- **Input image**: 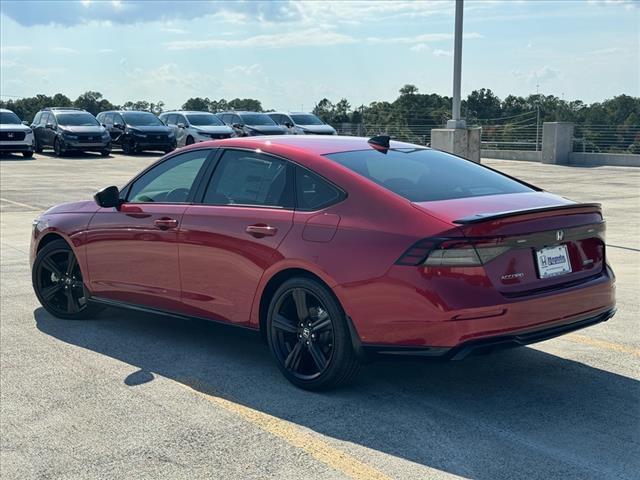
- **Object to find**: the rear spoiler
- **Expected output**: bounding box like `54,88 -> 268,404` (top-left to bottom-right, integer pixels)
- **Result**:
453,203 -> 602,225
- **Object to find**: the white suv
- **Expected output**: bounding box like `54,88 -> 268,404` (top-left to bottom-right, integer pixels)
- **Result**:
0,108 -> 35,157
267,112 -> 337,135
159,111 -> 235,147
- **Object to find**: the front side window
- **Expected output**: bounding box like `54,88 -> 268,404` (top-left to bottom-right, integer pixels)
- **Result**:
56,113 -> 99,127
203,150 -> 293,208
123,112 -> 163,127
296,167 -> 343,211
33,112 -> 42,125
113,113 -> 124,125
326,149 -> 535,202
164,114 -> 176,126
127,149 -> 210,203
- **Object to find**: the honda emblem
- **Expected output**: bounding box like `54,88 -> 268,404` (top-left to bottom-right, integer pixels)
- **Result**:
556,230 -> 564,242
7,132 -> 13,138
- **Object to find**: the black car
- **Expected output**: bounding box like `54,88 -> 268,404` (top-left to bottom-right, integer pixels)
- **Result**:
97,111 -> 176,154
31,108 -> 111,157
216,111 -> 287,137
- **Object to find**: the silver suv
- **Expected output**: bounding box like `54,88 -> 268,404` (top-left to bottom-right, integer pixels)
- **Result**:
267,112 -> 336,135
159,111 -> 235,147
0,108 -> 35,157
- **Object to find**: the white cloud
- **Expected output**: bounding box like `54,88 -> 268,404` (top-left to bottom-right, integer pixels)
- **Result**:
367,32 -> 483,45
433,49 -> 453,57
160,26 -> 188,34
166,28 -> 355,50
51,46 -> 77,54
511,66 -> 562,84
410,43 -> 431,52
0,45 -> 32,53
224,64 -> 263,75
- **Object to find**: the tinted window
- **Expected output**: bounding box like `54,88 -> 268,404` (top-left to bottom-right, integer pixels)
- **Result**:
33,112 -> 42,125
291,114 -> 323,125
164,114 -> 176,126
203,150 -> 293,208
113,113 -> 124,125
187,114 -> 224,126
296,167 -> 343,210
56,112 -> 99,127
0,111 -> 21,124
128,150 -> 210,203
102,113 -> 113,124
123,112 -> 163,126
238,114 -> 276,126
326,149 -> 534,202
269,114 -> 285,125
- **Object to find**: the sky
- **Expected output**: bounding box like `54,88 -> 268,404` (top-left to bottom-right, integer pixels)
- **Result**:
0,0 -> 638,111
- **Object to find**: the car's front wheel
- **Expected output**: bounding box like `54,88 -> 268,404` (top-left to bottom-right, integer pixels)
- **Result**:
32,239 -> 102,320
267,277 -> 361,390
53,138 -> 66,157
23,151 -> 34,158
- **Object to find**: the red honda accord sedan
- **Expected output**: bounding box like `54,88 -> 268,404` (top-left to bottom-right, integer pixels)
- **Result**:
31,135 -> 616,390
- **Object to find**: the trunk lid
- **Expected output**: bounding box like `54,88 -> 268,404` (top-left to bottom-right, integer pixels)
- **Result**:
412,192 -> 606,296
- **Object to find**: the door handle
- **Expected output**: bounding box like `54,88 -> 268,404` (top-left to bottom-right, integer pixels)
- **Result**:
154,217 -> 178,230
245,224 -> 278,238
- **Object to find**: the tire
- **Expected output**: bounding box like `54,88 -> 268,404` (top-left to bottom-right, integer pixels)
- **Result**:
266,277 -> 361,390
53,137 -> 65,157
23,151 -> 34,158
32,239 -> 103,320
185,136 -> 194,146
122,139 -> 135,155
164,145 -> 176,154
100,149 -> 110,157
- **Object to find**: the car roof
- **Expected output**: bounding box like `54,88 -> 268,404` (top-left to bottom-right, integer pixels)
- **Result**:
160,111 -> 215,115
181,135 -> 423,156
100,110 -> 155,114
0,108 -> 13,113
217,111 -> 266,115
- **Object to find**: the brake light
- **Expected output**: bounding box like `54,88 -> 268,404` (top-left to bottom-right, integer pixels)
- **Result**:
396,238 -> 510,267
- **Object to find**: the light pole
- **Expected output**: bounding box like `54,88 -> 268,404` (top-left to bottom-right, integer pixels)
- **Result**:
447,0 -> 466,129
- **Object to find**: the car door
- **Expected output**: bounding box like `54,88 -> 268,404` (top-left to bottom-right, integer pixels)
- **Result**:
179,148 -> 295,325
175,114 -> 189,146
110,113 -> 125,145
85,148 -> 214,311
42,113 -> 56,146
31,112 -> 44,147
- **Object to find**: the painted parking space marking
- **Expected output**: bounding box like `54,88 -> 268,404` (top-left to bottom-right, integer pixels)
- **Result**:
565,334 -> 640,357
0,197 -> 41,211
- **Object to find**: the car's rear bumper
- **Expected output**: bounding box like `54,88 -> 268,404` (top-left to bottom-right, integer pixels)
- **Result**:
363,307 -> 616,360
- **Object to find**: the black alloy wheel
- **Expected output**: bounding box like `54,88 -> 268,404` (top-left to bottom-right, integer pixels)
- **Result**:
122,139 -> 136,155
53,137 -> 65,157
267,277 -> 361,390
186,136 -> 195,145
32,239 -> 102,320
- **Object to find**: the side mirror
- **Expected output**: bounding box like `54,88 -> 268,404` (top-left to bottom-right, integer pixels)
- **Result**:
94,186 -> 122,209
45,123 -> 55,130
113,123 -> 124,130
101,123 -> 107,128
232,123 -> 244,129
22,120 -> 29,126
177,123 -> 185,129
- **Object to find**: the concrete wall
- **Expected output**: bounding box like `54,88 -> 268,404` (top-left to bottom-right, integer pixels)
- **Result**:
481,149 -> 542,162
569,152 -> 640,167
431,127 -> 481,163
542,122 -> 574,165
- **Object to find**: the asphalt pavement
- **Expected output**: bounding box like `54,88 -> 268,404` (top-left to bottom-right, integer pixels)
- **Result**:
1,150 -> 638,479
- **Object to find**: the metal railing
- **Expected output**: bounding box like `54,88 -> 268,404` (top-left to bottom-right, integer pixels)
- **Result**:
572,125 -> 640,154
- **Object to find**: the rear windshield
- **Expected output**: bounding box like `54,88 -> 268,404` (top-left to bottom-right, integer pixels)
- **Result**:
326,148 -> 535,202
56,113 -> 99,127
239,114 -> 276,126
187,114 -> 224,126
123,112 -> 163,126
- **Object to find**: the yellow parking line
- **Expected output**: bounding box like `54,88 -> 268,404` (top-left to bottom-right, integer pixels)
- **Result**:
565,334 -> 640,357
178,381 -> 400,480
0,197 -> 41,211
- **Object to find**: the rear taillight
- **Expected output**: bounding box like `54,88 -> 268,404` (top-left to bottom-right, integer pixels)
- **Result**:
396,238 -> 510,267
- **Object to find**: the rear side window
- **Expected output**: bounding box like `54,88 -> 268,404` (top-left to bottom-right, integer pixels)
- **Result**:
326,149 -> 534,202
295,167 -> 343,211
203,150 -> 294,208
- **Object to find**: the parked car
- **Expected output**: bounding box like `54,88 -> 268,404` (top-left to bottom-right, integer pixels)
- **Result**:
30,135 -> 616,390
268,112 -> 337,135
31,108 -> 111,157
159,111 -> 234,147
97,110 -> 176,154
216,111 -> 286,136
0,108 -> 35,157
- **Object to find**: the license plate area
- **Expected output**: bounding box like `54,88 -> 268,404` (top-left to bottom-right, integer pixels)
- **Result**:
536,244 -> 572,278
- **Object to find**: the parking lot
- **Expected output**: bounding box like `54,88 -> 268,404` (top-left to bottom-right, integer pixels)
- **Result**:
1,150 -> 639,480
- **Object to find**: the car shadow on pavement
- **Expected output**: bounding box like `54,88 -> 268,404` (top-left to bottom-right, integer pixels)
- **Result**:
34,307 -> 639,479
0,153 -> 35,161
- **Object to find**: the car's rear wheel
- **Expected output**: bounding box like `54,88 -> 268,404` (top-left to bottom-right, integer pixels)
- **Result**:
267,277 -> 361,390
32,239 -> 102,320
23,151 -> 34,158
